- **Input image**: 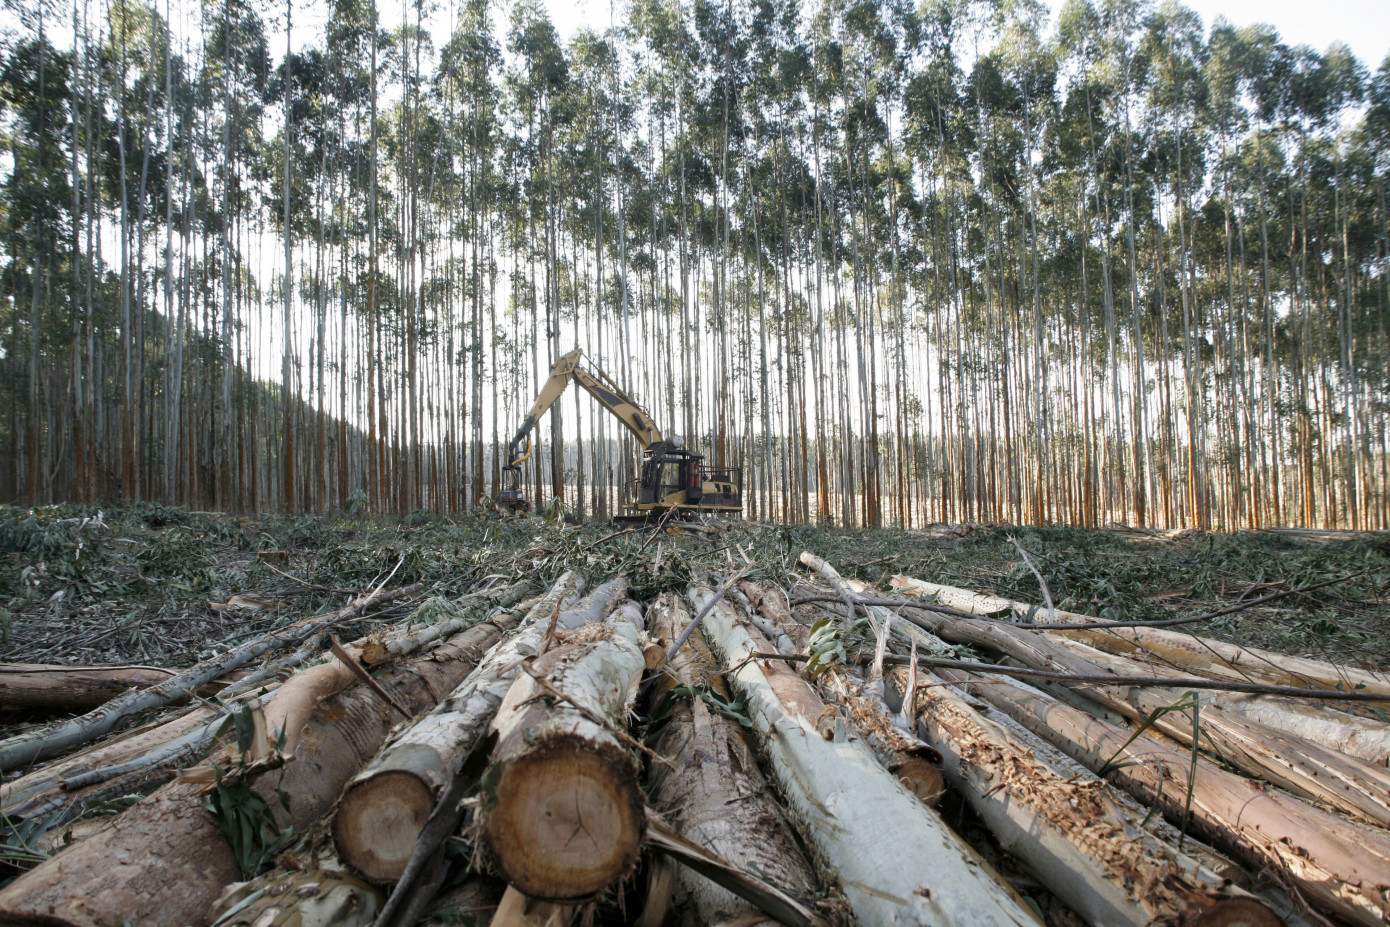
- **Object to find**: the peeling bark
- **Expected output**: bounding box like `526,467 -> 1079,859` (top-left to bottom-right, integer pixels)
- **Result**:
645,593 -> 816,927
953,669 -> 1390,927
694,582 -> 1040,926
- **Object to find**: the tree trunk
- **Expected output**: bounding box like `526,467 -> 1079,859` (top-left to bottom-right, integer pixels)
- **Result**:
0,665 -> 182,714
0,612 -> 516,927
333,572 -> 605,883
903,665 -> 1279,927
478,598 -> 648,902
645,593 -> 817,927
952,668 -> 1390,926
888,575 -> 1390,695
873,574 -> 1390,825
1046,632 -> 1390,766
692,584 -> 1039,926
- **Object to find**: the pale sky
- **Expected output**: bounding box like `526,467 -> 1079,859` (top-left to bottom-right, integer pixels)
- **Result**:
541,0 -> 1390,73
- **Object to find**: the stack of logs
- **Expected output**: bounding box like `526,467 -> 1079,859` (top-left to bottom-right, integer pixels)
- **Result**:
2,548 -> 1389,927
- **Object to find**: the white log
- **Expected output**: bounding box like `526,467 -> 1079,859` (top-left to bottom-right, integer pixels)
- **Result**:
902,664 -> 1280,927
692,583 -> 1039,927
889,574 -> 1390,696
1046,633 -> 1390,766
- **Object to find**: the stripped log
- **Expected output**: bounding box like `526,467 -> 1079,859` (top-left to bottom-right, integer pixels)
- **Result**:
205,869 -> 383,927
0,583 -> 421,771
478,598 -> 648,901
836,571 -> 1390,827
693,581 -> 1039,926
332,572 -> 606,884
0,664 -> 178,713
889,575 -> 1390,696
360,582 -> 530,667
948,669 -> 1390,927
902,665 -> 1281,927
645,593 -> 817,926
0,609 -> 521,927
1045,632 -> 1390,766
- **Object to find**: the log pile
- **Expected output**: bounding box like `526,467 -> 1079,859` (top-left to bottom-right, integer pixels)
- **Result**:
4,537 -> 1389,927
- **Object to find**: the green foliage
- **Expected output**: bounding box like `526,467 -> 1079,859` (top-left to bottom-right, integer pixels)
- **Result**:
200,707 -> 295,880
646,683 -> 753,744
804,614 -> 871,678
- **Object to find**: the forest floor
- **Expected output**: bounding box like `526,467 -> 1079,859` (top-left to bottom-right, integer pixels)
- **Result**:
3,502 -> 1387,675
3,503 -> 1390,925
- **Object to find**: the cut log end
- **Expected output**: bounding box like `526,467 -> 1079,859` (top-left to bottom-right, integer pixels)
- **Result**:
890,753 -> 947,806
1188,897 -> 1286,927
334,770 -> 435,883
484,738 -> 644,902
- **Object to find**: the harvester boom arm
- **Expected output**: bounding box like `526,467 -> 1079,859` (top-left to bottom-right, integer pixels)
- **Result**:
506,349 -> 663,469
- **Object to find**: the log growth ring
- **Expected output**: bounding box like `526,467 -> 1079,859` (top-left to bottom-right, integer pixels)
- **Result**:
333,769 -> 434,883
484,734 -> 644,902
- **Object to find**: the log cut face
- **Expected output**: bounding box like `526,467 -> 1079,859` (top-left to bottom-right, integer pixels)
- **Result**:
332,572 -> 601,883
479,601 -> 648,902
646,594 -> 816,926
902,667 -> 1280,927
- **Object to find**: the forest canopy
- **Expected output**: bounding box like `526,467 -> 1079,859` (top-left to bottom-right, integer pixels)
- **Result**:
0,0 -> 1386,529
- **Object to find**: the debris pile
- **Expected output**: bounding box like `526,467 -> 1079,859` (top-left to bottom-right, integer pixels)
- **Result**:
2,515 -> 1389,927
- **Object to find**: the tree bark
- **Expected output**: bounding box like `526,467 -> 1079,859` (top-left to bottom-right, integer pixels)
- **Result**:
0,610 -> 513,927
903,665 -> 1280,927
478,598 -> 648,902
0,665 -> 180,714
333,572 -> 606,883
951,669 -> 1390,926
645,593 -> 816,927
692,584 -> 1039,926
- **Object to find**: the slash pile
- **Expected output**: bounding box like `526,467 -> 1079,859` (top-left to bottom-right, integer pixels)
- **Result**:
2,517 -> 1389,927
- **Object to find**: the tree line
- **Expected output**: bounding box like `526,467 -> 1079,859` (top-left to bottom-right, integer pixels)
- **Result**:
0,0 -> 1387,528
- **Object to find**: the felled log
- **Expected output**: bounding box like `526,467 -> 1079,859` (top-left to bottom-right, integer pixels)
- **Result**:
1,706 -> 218,817
843,573 -> 1390,827
359,582 -> 530,667
0,664 -> 179,713
332,572 -> 607,884
0,607 -> 521,927
206,868 -> 383,926
1046,632 -> 1390,766
693,582 -> 1038,926
889,574 -> 1390,696
478,597 -> 649,902
949,669 -> 1390,927
903,664 -> 1281,927
0,583 -> 421,770
257,582 -> 530,759
645,593 -> 817,926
